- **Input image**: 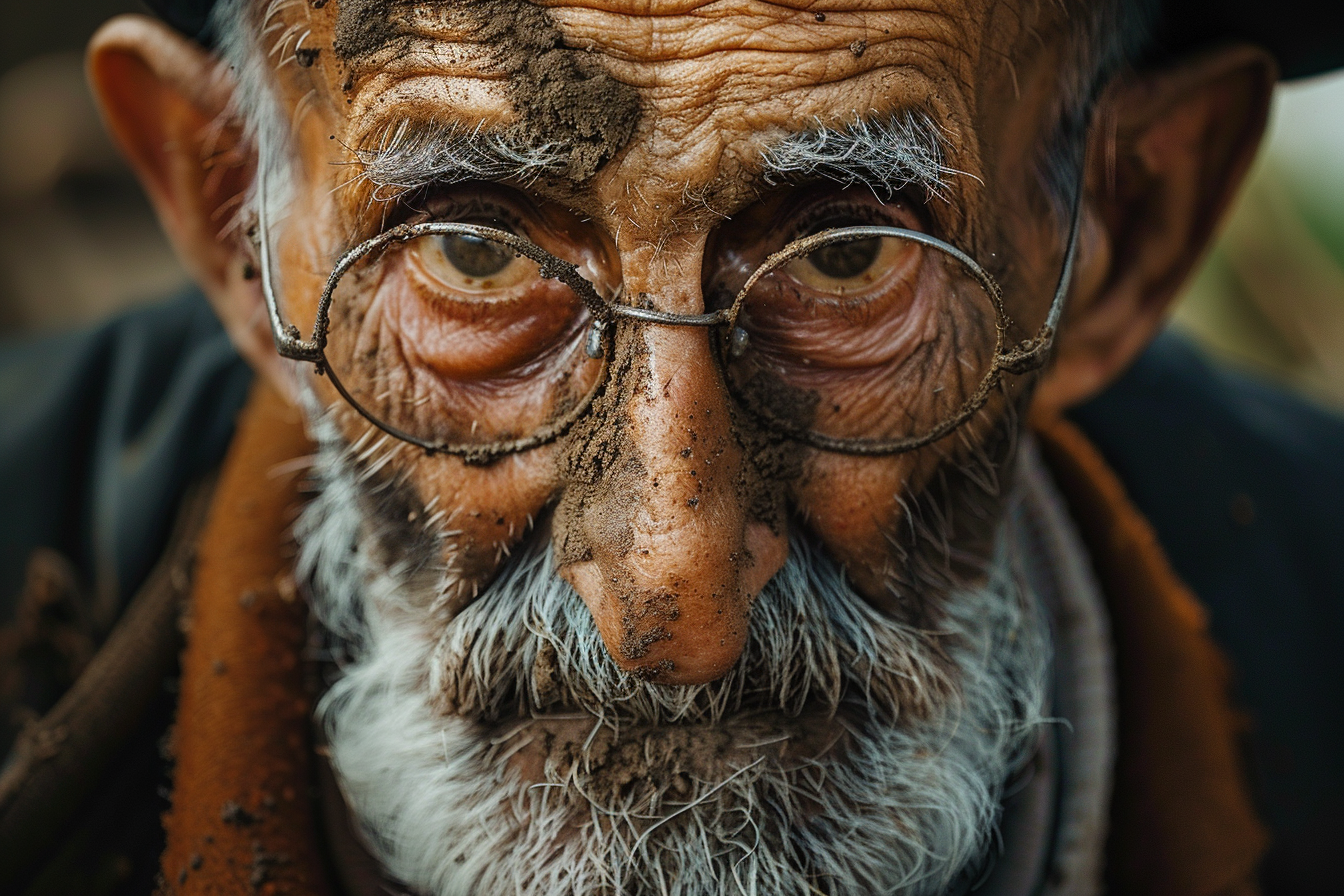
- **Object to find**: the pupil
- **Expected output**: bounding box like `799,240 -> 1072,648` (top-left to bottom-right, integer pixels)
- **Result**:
443,233 -> 513,278
806,237 -> 880,280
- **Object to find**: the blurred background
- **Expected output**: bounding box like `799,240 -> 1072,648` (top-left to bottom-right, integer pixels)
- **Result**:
0,2 -> 1342,413
0,1 -> 187,335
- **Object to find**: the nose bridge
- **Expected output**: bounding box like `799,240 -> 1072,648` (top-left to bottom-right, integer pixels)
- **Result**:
632,324 -> 739,541
554,305 -> 788,684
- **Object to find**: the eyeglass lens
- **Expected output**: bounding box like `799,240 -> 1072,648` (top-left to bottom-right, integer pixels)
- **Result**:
322,230 -> 604,450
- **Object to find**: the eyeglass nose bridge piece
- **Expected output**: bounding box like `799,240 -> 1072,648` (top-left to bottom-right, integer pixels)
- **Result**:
582,305 -> 751,360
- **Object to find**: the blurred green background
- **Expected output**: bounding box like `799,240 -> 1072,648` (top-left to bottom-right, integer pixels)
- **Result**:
0,1 -> 1341,415
1172,73 -> 1344,411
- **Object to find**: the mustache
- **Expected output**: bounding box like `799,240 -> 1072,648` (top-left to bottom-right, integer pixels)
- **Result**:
429,531 -> 960,731
294,393 -> 1026,739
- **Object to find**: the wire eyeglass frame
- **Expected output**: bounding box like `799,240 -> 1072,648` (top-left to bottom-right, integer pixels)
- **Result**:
251,168 -> 1083,464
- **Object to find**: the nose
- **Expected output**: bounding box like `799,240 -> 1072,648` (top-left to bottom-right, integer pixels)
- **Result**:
553,321 -> 788,685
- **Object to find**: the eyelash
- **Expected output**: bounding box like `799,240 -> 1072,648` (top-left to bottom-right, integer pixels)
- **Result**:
401,188 -> 528,235
786,193 -> 926,242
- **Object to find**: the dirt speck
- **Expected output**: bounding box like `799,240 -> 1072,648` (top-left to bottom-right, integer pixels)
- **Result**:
620,623 -> 671,661
617,588 -> 680,660
333,0 -> 412,60
553,330 -> 648,568
249,840 -> 290,889
532,641 -> 562,708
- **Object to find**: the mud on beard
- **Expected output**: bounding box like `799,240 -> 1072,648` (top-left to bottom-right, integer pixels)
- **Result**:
298,433 -> 1049,896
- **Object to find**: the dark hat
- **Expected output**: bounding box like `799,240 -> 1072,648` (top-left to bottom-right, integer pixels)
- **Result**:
1151,1 -> 1344,79
146,0 -> 1341,78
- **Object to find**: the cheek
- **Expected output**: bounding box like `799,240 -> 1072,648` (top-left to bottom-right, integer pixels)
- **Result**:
789,454 -> 916,602
321,394 -> 565,616
412,450 -> 563,610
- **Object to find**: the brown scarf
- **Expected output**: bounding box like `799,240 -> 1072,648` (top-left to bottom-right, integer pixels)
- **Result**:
158,382 -> 329,894
159,385 -> 1266,895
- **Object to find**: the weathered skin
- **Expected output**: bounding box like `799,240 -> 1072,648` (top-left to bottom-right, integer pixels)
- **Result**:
262,0 -> 1075,684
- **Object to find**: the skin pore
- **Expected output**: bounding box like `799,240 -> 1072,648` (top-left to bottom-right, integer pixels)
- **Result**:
249,0 -> 1076,684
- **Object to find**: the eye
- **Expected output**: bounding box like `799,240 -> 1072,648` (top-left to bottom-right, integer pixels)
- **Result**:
801,236 -> 882,281
771,195 -> 926,298
439,232 -> 515,279
785,234 -> 913,297
416,227 -> 534,294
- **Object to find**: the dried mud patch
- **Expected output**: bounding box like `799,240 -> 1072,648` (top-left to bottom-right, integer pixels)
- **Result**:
335,0 -> 641,184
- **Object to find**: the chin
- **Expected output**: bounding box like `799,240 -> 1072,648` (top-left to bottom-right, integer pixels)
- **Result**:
296,428 -> 1049,896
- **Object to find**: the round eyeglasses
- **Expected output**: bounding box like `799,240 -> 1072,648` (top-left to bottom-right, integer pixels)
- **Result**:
254,183 -> 1080,465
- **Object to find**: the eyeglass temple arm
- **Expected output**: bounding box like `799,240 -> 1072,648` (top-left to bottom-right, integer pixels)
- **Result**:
999,178 -> 1085,374
254,166 -> 325,363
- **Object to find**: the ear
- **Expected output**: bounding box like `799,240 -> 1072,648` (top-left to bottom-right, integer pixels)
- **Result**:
87,15 -> 296,401
1033,44 -> 1276,416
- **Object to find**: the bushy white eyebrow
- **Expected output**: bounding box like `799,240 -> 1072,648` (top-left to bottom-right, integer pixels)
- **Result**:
353,111 -> 954,210
353,119 -> 568,198
761,112 -> 954,199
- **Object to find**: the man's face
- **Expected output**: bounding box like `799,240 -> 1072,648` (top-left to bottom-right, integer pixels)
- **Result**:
267,0 -> 1073,672
257,0 -> 1071,891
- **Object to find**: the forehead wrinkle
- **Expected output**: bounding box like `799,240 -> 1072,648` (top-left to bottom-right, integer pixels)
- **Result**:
301,0 -> 999,231
537,0 -> 974,54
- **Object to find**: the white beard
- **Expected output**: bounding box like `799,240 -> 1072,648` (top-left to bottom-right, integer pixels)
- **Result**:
297,439 -> 1050,896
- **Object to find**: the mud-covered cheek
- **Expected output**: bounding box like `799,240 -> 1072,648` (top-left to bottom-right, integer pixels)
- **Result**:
391,452 -> 566,613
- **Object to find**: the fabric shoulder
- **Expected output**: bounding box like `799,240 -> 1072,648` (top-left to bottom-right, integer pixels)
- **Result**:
0,291 -> 253,631
1069,330 -> 1344,607
1069,330 -> 1343,893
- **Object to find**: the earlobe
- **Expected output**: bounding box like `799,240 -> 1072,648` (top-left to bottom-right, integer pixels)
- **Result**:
87,15 -> 297,401
1033,44 -> 1276,416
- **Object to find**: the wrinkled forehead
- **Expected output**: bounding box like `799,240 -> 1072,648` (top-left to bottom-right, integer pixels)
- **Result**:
273,0 -> 1052,222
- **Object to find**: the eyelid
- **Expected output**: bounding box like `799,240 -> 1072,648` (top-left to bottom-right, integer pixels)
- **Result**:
410,188 -> 530,234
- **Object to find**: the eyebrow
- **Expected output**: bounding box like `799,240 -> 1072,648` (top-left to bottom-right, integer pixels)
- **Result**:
352,119 -> 568,199
760,111 -> 955,200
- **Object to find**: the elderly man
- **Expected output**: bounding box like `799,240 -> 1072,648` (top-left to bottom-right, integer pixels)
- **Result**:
1,0 -> 1341,893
